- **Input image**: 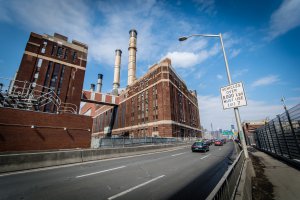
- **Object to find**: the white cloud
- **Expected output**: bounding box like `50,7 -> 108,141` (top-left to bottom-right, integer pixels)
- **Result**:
193,0 -> 216,15
267,0 -> 300,40
164,43 -> 219,68
216,74 -> 223,80
0,0 -> 174,69
198,95 -> 284,130
230,48 -> 241,58
198,83 -> 206,89
232,69 -> 249,79
164,52 -> 199,68
251,75 -> 280,87
195,70 -> 206,79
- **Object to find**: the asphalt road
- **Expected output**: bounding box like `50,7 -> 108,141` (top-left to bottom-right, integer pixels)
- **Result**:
0,142 -> 237,200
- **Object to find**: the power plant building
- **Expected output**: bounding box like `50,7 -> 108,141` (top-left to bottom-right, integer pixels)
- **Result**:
14,32 -> 88,113
83,30 -> 201,139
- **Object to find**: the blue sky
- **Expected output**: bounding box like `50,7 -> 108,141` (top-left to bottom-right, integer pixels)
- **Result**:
0,0 -> 300,130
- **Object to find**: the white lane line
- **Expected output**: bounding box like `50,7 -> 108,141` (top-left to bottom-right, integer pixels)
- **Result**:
200,154 -> 211,160
171,152 -> 186,157
76,166 -> 126,178
108,175 -> 165,200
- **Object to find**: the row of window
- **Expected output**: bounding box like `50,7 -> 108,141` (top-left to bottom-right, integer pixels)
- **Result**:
43,61 -> 66,112
40,40 -> 77,62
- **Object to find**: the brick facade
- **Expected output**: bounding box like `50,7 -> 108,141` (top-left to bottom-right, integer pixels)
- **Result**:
90,58 -> 201,138
15,32 -> 88,113
0,108 -> 92,152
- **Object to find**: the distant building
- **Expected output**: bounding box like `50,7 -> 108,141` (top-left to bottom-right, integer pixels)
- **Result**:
242,121 -> 266,145
81,30 -> 201,139
14,32 -> 88,113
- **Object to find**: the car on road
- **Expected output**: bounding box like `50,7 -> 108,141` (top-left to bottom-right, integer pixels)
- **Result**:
191,142 -> 209,152
221,138 -> 226,144
214,140 -> 223,146
203,139 -> 213,146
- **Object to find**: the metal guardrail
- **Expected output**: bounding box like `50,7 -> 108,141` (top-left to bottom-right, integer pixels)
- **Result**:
254,104 -> 300,166
206,149 -> 245,200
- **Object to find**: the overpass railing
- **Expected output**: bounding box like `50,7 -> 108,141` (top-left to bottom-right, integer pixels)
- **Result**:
206,149 -> 245,200
253,104 -> 300,168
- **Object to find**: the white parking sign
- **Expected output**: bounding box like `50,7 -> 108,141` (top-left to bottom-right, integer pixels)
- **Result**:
220,82 -> 247,109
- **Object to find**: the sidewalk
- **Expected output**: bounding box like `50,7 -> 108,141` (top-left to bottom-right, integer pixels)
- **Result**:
249,147 -> 300,200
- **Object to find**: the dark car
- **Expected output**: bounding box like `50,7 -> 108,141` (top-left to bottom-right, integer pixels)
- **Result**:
221,138 -> 227,144
203,139 -> 213,146
191,142 -> 209,152
214,140 -> 223,146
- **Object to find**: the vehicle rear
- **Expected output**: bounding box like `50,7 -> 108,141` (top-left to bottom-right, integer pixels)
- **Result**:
191,142 -> 209,152
214,140 -> 223,146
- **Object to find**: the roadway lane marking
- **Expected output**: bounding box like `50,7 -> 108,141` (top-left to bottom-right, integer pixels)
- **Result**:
76,166 -> 126,178
200,154 -> 211,160
171,152 -> 186,157
108,175 -> 165,200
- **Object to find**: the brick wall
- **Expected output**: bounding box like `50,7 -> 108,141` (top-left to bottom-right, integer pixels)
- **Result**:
0,107 -> 93,152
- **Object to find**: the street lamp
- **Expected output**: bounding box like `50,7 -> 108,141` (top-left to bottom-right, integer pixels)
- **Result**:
179,33 -> 249,158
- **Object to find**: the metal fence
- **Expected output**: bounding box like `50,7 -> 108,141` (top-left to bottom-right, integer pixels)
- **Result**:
91,137 -> 193,148
254,104 -> 300,164
206,149 -> 245,200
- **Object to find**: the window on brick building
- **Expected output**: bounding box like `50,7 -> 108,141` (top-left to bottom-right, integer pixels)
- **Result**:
64,49 -> 68,60
57,47 -> 63,58
51,44 -> 57,56
72,51 -> 77,62
57,65 -> 65,96
41,41 -> 47,53
49,63 -> 60,91
44,61 -> 53,87
37,58 -> 43,68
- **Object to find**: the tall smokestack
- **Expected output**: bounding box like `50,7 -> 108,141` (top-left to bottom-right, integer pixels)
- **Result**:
113,49 -> 122,95
90,84 -> 95,92
97,74 -> 103,92
128,29 -> 137,86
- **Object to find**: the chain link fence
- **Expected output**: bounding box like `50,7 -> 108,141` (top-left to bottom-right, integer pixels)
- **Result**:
254,104 -> 300,166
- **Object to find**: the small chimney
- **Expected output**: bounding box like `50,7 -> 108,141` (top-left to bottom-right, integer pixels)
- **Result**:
97,74 -> 103,93
128,29 -> 137,86
113,49 -> 122,95
90,84 -> 95,92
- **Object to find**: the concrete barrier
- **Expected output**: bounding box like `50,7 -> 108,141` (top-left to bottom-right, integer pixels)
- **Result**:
0,143 -> 189,173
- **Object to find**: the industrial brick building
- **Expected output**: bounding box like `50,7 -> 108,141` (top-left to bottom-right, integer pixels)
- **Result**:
81,30 -> 201,139
0,32 -> 92,152
14,32 -> 88,113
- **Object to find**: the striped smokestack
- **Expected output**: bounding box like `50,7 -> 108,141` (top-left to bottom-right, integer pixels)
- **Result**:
113,49 -> 122,95
127,29 -> 137,86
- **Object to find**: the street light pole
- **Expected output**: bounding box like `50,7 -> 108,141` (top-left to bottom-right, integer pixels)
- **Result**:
179,33 -> 249,158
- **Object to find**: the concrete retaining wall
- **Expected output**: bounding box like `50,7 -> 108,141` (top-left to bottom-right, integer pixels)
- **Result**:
0,143 -> 188,173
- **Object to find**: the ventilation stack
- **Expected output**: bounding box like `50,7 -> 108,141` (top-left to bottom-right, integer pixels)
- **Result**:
90,84 -> 95,92
96,74 -> 103,93
127,29 -> 137,86
113,49 -> 122,95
